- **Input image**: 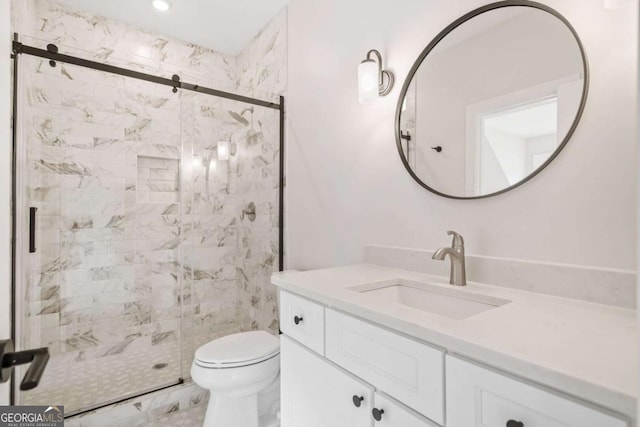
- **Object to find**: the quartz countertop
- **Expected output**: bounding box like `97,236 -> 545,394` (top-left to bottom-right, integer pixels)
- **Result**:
271,264 -> 638,420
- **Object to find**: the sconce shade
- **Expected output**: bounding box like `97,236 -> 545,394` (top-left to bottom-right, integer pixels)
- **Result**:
217,141 -> 230,161
358,59 -> 379,104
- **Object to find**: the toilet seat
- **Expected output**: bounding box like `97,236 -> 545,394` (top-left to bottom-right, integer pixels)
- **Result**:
195,331 -> 280,369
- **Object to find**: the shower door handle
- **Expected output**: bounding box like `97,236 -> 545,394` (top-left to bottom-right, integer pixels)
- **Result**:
29,207 -> 37,253
0,339 -> 50,390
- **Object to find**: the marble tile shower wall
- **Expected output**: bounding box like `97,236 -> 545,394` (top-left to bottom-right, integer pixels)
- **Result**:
234,103 -> 281,334
235,9 -> 287,335
12,0 -> 287,416
237,10 -> 287,97
11,0 -> 238,91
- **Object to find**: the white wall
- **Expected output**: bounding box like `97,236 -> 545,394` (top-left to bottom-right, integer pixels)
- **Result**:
286,0 -> 637,271
636,1 -> 640,421
0,0 -> 11,406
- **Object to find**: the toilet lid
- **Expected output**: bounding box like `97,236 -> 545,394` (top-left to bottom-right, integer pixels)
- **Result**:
195,331 -> 280,368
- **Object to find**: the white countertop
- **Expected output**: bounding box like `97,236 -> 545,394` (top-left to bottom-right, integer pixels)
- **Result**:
272,264 -> 638,419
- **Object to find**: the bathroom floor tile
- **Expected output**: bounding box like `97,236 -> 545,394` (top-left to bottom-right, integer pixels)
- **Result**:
140,405 -> 206,427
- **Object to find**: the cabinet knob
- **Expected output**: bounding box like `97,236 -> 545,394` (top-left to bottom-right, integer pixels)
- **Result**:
293,316 -> 303,325
352,395 -> 364,408
507,421 -> 524,427
372,408 -> 385,421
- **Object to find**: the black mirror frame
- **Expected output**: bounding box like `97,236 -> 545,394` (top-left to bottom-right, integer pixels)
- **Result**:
395,0 -> 590,200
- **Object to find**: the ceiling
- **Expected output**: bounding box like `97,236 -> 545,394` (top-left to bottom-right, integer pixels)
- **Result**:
55,0 -> 289,55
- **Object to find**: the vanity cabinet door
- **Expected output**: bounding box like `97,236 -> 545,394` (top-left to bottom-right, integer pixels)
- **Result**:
446,356 -> 628,427
325,309 -> 444,424
280,335 -> 374,427
279,291 -> 325,354
371,392 -> 439,427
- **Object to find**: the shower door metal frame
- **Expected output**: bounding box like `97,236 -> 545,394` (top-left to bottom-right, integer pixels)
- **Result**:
10,35 -> 286,416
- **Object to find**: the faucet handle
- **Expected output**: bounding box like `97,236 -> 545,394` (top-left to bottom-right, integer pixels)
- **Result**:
446,230 -> 464,248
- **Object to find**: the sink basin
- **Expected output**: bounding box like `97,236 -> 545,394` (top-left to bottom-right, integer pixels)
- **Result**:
349,279 -> 510,319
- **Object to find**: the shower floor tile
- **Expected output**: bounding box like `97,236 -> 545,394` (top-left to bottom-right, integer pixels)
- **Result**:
20,342 -> 182,414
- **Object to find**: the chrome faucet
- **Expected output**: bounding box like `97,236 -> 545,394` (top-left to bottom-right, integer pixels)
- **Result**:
432,230 -> 466,286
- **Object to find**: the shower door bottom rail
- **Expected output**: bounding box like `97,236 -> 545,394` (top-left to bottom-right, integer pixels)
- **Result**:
64,378 -> 185,419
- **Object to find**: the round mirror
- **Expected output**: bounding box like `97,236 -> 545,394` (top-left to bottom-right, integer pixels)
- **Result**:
396,1 -> 588,199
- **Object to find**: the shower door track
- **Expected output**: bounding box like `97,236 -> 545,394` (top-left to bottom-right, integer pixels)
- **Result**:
10,35 -> 286,416
12,40 -> 283,111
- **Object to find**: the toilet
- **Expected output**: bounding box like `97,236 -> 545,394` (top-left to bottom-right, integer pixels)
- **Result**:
191,331 -> 281,427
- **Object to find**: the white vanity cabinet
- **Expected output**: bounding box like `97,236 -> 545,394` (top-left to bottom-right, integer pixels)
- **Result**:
446,356 -> 627,427
278,290 -> 629,427
280,335 -> 374,427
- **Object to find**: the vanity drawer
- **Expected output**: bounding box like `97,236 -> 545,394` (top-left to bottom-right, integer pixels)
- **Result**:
373,392 -> 439,427
446,356 -> 627,427
279,291 -> 325,355
325,309 -> 444,425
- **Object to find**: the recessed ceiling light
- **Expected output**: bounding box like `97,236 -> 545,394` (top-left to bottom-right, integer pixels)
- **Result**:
152,0 -> 171,12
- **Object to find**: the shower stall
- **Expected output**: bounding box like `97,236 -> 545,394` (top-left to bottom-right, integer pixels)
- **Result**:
11,35 -> 284,417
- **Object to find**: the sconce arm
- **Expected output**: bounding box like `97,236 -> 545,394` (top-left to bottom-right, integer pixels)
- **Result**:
366,49 -> 384,86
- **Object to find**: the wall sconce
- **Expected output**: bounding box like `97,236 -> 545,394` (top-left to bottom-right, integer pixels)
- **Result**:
217,141 -> 237,161
358,49 -> 394,103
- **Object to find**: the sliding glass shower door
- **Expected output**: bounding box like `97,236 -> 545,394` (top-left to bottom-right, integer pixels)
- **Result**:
15,53 -> 186,414
179,83 -> 282,377
13,41 -> 283,416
